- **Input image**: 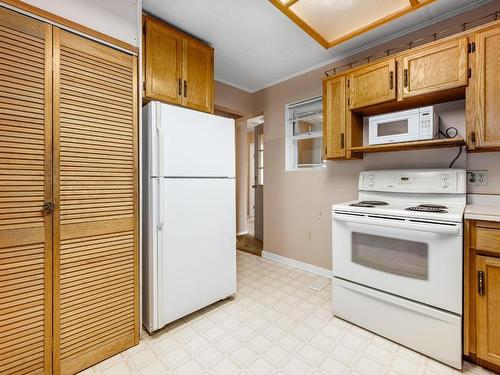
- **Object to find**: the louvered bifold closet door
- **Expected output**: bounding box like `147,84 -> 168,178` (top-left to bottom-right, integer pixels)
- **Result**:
0,7 -> 52,375
52,29 -> 138,375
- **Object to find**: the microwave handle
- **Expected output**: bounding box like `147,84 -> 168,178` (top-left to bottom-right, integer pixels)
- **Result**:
332,212 -> 461,235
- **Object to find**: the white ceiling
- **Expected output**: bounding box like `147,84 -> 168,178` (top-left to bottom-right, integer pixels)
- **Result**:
143,0 -> 492,93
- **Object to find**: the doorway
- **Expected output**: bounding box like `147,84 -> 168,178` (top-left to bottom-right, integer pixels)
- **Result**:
236,116 -> 263,256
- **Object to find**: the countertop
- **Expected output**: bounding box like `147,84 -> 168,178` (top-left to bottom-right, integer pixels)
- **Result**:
465,194 -> 500,222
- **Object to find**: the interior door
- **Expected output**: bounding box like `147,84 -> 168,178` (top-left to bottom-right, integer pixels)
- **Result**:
254,124 -> 264,241
53,29 -> 138,375
476,255 -> 500,367
472,26 -> 500,150
248,143 -> 255,218
0,8 -> 53,375
402,38 -> 468,98
144,16 -> 183,105
323,75 -> 346,159
182,38 -> 214,113
348,58 -> 396,110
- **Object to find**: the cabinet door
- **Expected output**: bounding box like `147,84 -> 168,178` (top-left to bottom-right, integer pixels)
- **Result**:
476,255 -> 500,367
348,59 -> 396,109
472,27 -> 500,149
0,8 -> 52,375
323,76 -> 346,159
144,16 -> 183,105
183,38 -> 214,113
402,38 -> 468,98
53,29 -> 139,375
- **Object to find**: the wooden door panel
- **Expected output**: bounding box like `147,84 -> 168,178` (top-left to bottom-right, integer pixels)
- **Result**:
323,76 -> 346,159
144,16 -> 182,104
53,29 -> 138,375
476,256 -> 500,367
183,39 -> 214,113
402,38 -> 468,98
0,7 -> 52,375
348,59 -> 396,110
474,27 -> 500,149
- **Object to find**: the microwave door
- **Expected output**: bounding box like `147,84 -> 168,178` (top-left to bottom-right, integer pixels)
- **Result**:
369,113 -> 420,145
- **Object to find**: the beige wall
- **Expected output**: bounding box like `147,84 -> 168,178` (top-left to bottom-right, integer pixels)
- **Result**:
215,81 -> 254,117
252,3 -> 500,270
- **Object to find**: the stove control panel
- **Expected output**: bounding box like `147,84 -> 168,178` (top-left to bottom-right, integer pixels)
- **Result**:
359,169 -> 466,194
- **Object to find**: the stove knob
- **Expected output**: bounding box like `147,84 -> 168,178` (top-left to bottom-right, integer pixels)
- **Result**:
441,182 -> 449,188
441,173 -> 449,180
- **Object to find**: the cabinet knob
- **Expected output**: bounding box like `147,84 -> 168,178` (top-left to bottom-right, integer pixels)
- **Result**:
183,80 -> 187,97
42,202 -> 54,215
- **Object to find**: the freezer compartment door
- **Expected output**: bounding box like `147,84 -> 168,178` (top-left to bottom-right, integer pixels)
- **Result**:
157,178 -> 236,328
150,102 -> 235,177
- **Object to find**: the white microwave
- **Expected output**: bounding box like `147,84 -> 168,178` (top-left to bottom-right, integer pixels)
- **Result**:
368,106 -> 439,145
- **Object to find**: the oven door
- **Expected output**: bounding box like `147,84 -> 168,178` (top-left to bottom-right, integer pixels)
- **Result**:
368,110 -> 420,145
332,211 -> 462,314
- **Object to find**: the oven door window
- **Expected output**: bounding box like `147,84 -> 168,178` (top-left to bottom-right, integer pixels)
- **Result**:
352,232 -> 428,280
377,119 -> 409,137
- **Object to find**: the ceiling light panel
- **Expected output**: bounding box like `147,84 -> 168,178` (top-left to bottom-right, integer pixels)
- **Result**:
290,0 -> 410,42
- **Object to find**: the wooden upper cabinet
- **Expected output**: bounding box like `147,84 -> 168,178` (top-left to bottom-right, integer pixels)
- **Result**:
183,38 -> 214,113
471,26 -> 500,150
402,38 -> 468,98
348,59 -> 396,110
144,16 -> 183,105
476,255 -> 500,367
323,76 -> 346,159
143,15 -> 214,113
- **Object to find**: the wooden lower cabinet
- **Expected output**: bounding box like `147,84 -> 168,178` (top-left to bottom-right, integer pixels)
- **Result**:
0,7 -> 139,375
464,220 -> 500,372
475,255 -> 500,367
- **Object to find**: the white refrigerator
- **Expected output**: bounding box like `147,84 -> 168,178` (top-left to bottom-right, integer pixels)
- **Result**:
142,101 -> 236,333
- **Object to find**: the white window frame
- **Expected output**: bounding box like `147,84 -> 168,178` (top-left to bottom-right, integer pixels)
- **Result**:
285,96 -> 325,171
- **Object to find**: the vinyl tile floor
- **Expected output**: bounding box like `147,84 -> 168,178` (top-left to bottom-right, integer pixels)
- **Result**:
80,251 -> 493,375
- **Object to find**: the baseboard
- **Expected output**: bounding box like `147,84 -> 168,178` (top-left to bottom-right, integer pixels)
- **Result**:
236,231 -> 249,236
262,251 -> 333,278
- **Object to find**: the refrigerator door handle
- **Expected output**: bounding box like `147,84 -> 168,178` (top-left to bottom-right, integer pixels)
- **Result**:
156,105 -> 164,177
158,178 -> 165,231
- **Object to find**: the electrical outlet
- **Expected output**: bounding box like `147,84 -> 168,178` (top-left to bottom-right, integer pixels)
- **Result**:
307,231 -> 312,240
468,170 -> 488,186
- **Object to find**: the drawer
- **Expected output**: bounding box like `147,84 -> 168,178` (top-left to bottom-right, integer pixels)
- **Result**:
476,223 -> 500,255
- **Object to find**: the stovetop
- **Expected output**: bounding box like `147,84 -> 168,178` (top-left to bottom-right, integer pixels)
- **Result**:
335,199 -> 465,223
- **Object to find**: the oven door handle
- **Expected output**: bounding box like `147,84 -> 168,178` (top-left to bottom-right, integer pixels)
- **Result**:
332,212 -> 461,235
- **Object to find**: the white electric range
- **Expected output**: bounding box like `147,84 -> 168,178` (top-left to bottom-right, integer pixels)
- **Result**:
332,169 -> 466,369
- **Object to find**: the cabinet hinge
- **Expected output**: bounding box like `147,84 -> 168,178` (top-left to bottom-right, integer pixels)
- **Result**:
143,23 -> 146,34
324,147 -> 327,156
468,68 -> 472,79
143,81 -> 146,91
347,79 -> 350,88
340,133 -> 345,149
347,98 -> 350,106
468,42 -> 475,53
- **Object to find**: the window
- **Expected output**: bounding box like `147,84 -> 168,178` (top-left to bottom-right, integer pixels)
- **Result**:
285,96 -> 324,170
